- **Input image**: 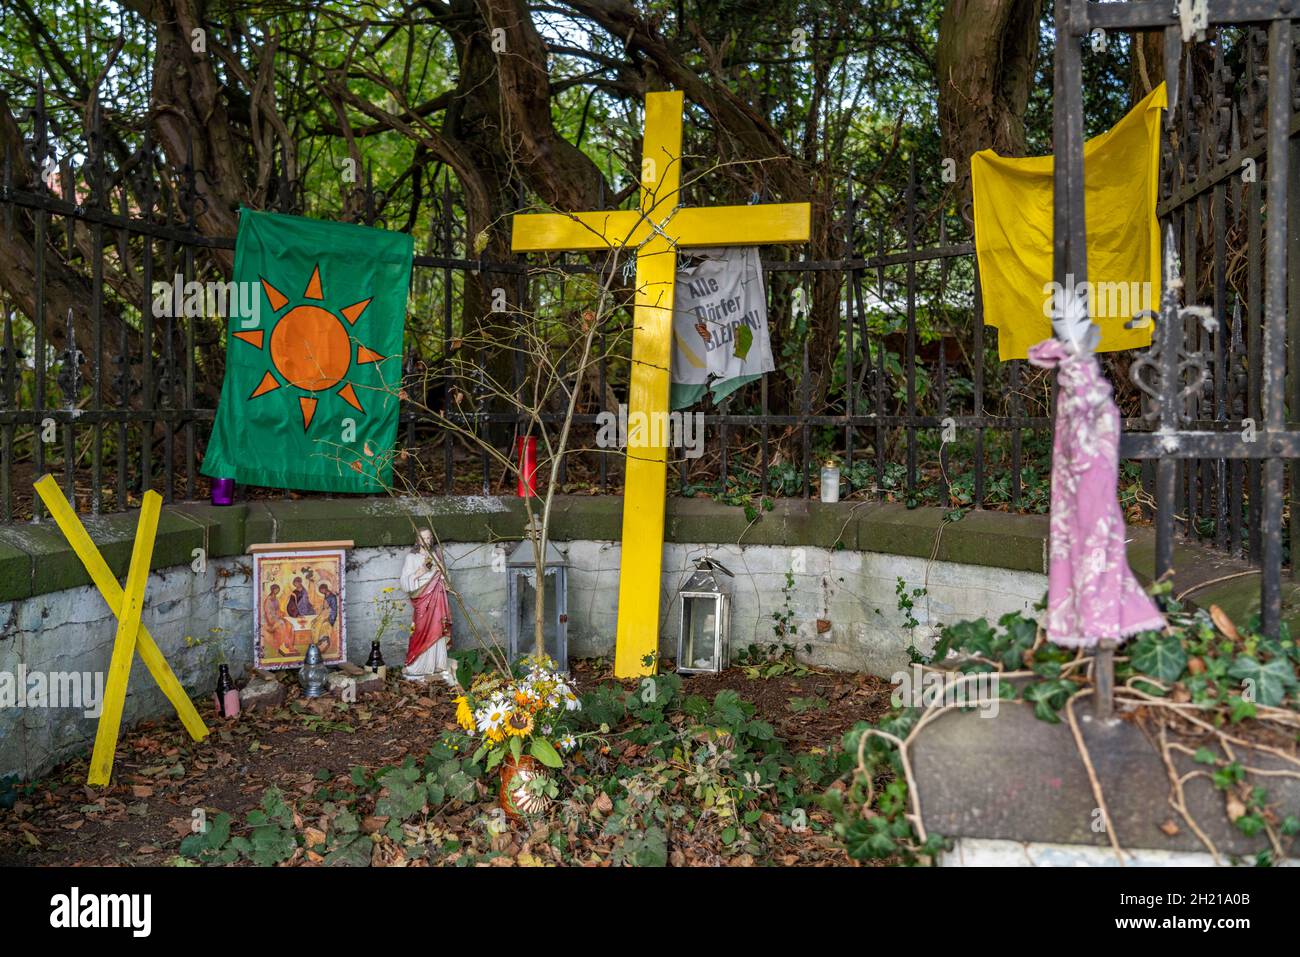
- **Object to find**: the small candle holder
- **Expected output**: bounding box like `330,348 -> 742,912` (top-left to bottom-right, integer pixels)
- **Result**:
210,477 -> 235,506
298,643 -> 329,698
819,460 -> 841,503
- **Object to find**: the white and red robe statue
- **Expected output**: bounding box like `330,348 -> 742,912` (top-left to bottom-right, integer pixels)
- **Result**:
401,532 -> 454,684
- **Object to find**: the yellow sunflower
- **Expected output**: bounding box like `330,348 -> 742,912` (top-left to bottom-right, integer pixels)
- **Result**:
453,696 -> 474,732
486,727 -> 505,744
505,710 -> 535,738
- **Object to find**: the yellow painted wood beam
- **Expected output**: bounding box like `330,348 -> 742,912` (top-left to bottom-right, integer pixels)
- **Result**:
33,476 -> 210,758
669,203 -> 811,246
86,490 -> 160,786
613,231 -> 677,677
511,209 -> 643,252
640,91 -> 685,220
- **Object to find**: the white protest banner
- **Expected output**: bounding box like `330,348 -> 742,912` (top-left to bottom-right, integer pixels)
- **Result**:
669,246 -> 773,409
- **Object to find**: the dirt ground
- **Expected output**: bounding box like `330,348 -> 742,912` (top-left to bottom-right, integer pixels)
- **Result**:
0,662 -> 894,866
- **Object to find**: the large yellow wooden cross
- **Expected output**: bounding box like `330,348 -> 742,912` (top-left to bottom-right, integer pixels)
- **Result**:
511,91 -> 811,677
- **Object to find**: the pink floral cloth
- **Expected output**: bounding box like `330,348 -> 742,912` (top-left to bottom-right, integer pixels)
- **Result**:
1027,339 -> 1165,648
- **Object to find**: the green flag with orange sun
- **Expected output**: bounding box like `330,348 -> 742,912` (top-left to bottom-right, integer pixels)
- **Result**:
201,209 -> 413,493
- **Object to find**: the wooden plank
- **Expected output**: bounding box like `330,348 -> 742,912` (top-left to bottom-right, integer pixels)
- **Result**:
87,490 -> 160,786
246,539 -> 355,553
33,475 -> 209,745
641,91 -> 685,219
611,91 -> 685,678
511,210 -> 642,252
613,233 -> 676,677
670,203 -> 812,246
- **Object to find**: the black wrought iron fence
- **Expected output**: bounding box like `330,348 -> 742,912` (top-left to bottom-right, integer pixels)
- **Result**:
1055,1 -> 1300,637
0,14 -> 1293,605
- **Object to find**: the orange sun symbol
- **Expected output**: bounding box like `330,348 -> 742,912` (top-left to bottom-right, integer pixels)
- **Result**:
234,264 -> 387,430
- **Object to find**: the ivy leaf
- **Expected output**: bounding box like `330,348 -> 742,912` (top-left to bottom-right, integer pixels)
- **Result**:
932,618 -> 995,661
839,818 -> 897,860
997,613 -> 1038,670
1193,747 -> 1218,765
1227,655 -> 1297,708
1229,696 -> 1258,724
1021,679 -> 1073,723
1129,633 -> 1188,684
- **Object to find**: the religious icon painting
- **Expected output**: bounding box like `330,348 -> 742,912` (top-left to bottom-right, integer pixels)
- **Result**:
249,541 -> 353,670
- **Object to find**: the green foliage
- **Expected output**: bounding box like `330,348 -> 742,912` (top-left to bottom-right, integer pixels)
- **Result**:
825,600 -> 1300,865
733,641 -> 811,679
772,571 -> 798,641
0,773 -> 33,811
1129,632 -> 1188,684
180,749 -> 483,866
820,709 -> 946,864
896,577 -> 924,632
448,649 -> 491,683
1227,654 -> 1298,708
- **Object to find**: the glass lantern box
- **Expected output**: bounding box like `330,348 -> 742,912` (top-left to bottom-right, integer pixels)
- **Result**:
505,532 -> 569,672
676,557 -> 733,674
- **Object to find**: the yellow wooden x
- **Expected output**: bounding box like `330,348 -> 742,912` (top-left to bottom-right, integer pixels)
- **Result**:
512,91 -> 811,677
34,475 -> 209,785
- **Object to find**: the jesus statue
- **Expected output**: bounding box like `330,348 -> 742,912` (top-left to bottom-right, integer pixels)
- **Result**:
400,527 -> 454,685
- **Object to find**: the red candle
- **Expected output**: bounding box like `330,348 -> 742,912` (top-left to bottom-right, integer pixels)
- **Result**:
516,436 -> 538,497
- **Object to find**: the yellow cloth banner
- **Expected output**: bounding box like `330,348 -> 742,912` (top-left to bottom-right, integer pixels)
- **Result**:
972,83 -> 1166,361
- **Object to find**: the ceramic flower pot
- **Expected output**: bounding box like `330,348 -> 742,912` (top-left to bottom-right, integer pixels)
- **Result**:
498,752 -> 545,821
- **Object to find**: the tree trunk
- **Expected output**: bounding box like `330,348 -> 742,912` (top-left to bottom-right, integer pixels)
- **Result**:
937,0 -> 1044,193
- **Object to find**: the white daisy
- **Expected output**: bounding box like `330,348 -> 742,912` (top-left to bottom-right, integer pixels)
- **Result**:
476,703 -> 508,733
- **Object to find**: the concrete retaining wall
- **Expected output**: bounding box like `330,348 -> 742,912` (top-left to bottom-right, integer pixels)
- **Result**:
0,496 -> 1049,781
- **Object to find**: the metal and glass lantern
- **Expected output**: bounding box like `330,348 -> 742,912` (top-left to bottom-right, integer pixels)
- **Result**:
505,522 -> 569,671
298,642 -> 329,697
676,557 -> 733,674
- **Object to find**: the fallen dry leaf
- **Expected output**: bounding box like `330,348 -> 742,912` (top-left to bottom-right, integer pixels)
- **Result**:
1225,793 -> 1247,823
1209,605 -> 1241,643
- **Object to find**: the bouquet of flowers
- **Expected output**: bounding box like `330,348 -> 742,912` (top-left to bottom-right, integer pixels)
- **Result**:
453,655 -> 581,772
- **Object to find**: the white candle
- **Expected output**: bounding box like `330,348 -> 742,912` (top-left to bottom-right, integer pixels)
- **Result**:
820,464 -> 840,503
